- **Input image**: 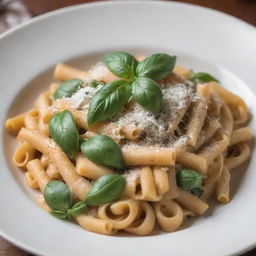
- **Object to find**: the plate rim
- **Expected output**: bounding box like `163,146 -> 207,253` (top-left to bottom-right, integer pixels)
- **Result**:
0,1 -> 256,255
0,0 -> 255,41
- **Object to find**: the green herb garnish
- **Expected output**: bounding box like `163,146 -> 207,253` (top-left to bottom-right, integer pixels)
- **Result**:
49,110 -> 79,159
136,53 -> 176,80
87,52 -> 176,124
53,79 -> 83,99
131,77 -> 163,115
177,168 -> 204,191
189,71 -> 219,84
103,51 -> 138,80
85,174 -> 126,206
191,187 -> 204,197
44,174 -> 125,219
44,181 -> 86,219
81,134 -> 124,169
87,80 -> 131,125
90,79 -> 105,88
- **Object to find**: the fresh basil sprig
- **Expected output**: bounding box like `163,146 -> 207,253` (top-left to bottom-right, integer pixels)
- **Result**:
49,110 -> 79,159
136,53 -> 176,80
44,175 -> 125,220
44,181 -> 87,219
87,80 -> 131,125
191,187 -> 204,197
176,168 -> 204,191
44,180 -> 72,212
90,79 -> 105,88
51,210 -> 69,219
88,51 -> 176,124
84,174 -> 126,206
67,201 -> 87,216
104,51 -> 138,80
81,135 -> 124,169
132,77 -> 163,115
189,71 -> 219,84
53,79 -> 83,99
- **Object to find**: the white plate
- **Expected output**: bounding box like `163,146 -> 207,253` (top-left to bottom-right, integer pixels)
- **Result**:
0,1 -> 256,255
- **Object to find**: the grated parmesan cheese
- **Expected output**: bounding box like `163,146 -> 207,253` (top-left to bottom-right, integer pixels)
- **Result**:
83,62 -> 116,84
122,168 -> 140,183
113,82 -> 196,147
62,61 -> 199,149
68,85 -> 102,109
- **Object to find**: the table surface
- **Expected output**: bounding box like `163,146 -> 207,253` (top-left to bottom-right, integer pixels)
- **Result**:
0,0 -> 256,255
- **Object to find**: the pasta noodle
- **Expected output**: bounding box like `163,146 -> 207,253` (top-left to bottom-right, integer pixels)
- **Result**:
229,127 -> 252,146
24,109 -> 39,130
216,167 -> 230,203
173,66 -> 190,79
224,142 -> 251,170
5,112 -> 26,135
52,99 -> 142,141
76,153 -> 113,180
153,200 -> 183,232
55,63 -> 89,81
27,159 -> 114,235
12,141 -> 37,169
125,202 -> 155,235
209,82 -> 248,124
6,55 -> 252,236
175,189 -> 209,215
25,172 -> 39,189
46,163 -> 61,180
186,83 -> 210,146
202,155 -> 223,200
163,167 -> 180,200
123,147 -> 176,166
17,128 -> 91,200
98,199 -> 140,229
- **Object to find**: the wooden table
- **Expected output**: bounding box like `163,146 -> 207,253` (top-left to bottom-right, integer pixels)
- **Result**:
0,0 -> 255,255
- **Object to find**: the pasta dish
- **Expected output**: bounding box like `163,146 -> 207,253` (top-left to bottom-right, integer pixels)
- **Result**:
5,52 -> 252,235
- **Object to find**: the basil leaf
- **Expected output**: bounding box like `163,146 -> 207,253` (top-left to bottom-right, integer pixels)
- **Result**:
189,71 -> 219,83
104,51 -> 138,80
176,168 -> 203,190
67,201 -> 87,217
44,181 -> 72,212
90,79 -> 105,88
53,79 -> 83,99
131,77 -> 163,115
51,210 -> 69,219
136,53 -> 176,80
87,80 -> 131,125
85,174 -> 126,206
49,110 -> 79,158
191,187 -> 204,197
81,135 -> 124,169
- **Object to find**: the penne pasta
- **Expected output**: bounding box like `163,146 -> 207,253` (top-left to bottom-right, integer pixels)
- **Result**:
123,147 -> 176,166
125,202 -> 155,235
54,63 -> 89,81
17,128 -> 91,200
5,112 -> 26,135
186,83 -> 210,146
13,141 -> 37,169
153,200 -> 183,232
175,189 -> 209,215
76,153 -> 113,180
230,127 -> 253,146
98,199 -> 140,229
224,142 -> 251,170
216,167 -> 230,203
5,52 -> 252,236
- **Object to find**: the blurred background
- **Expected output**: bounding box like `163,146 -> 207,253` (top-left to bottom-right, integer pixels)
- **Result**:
0,0 -> 255,34
0,0 -> 256,255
